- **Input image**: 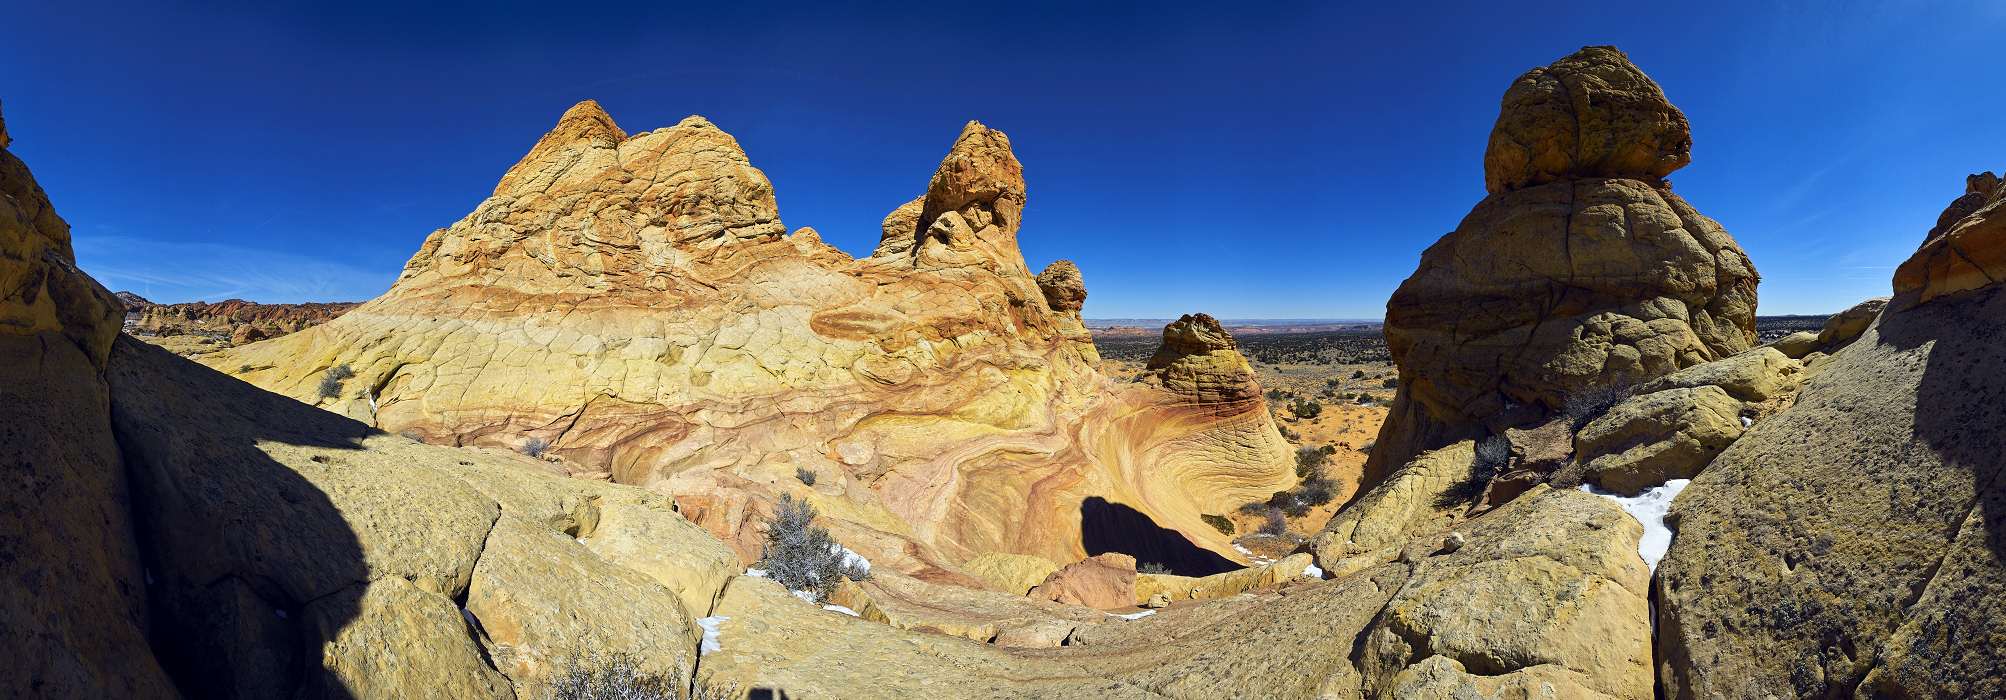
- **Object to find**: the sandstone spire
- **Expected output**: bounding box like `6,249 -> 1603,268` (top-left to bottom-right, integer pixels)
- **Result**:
872,121 -> 1029,271
1363,46 -> 1757,484
492,99 -> 627,195
1139,313 -> 1263,405
1895,169 -> 2005,306
1034,259 -> 1086,318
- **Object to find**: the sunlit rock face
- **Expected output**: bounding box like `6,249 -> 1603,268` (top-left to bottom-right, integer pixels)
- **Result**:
211,102 -> 1292,577
1365,46 -> 1758,485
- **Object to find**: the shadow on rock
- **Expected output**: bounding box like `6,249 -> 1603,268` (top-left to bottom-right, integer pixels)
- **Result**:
1079,497 -> 1237,576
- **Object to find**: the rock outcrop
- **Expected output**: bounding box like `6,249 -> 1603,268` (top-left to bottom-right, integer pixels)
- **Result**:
207,103 -> 1290,580
1657,170 -> 2006,698
1366,45 -> 1758,486
1137,313 -> 1264,405
0,98 -> 173,697
1027,552 -> 1139,609
132,298 -> 358,340
1894,170 -> 2005,306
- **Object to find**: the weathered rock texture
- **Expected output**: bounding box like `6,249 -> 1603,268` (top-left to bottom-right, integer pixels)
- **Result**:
1657,171 -> 2006,698
0,98 -> 174,698
1027,552 -> 1139,609
1367,46 -> 1757,485
1138,313 -> 1264,405
207,102 -> 1291,578
1894,170 -> 2005,306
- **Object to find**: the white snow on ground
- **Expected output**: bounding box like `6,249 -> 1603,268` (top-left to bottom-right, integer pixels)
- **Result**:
1739,415 -> 1753,428
744,568 -> 768,578
696,616 -> 729,655
791,589 -> 818,604
1231,543 -> 1274,565
836,545 -> 871,576
1301,564 -> 1324,579
823,604 -> 860,617
1112,610 -> 1156,620
1578,479 -> 1691,571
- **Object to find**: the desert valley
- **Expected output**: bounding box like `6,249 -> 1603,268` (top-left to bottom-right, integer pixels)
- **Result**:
5,37 -> 2004,700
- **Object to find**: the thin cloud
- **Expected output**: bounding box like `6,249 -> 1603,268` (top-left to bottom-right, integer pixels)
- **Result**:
73,236 -> 395,304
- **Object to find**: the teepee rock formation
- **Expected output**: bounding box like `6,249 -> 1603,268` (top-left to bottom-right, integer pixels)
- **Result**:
1365,46 -> 1758,484
211,103 -> 1289,577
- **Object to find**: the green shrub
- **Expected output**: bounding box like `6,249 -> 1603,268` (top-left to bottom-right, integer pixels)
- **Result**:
1201,513 -> 1236,536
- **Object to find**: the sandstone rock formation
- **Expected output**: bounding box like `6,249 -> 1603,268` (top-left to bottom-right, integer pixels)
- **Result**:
0,98 -> 173,697
1815,296 -> 1888,349
1657,171 -> 2006,698
1138,313 -> 1264,405
207,102 -> 1291,582
1895,170 -> 2005,306
133,297 -> 358,340
1367,46 -> 1757,486
1027,552 -> 1139,609
1573,385 -> 1744,494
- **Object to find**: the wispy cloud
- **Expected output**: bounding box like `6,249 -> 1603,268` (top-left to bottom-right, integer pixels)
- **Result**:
72,236 -> 396,304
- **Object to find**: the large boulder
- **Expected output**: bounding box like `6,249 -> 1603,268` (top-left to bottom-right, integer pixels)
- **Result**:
1484,45 -> 1693,193
1574,385 -> 1745,495
1656,171 -> 2006,698
1027,553 -> 1139,609
1815,296 -> 1888,349
1368,46 -> 1757,485
1631,346 -> 1802,403
1138,313 -> 1264,405
1309,440 -> 1477,575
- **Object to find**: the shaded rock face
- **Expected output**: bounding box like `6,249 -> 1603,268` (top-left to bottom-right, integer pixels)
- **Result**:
0,101 -> 173,697
1369,46 -> 1757,484
209,103 -> 1289,578
1895,169 -> 2005,306
1656,174 -> 2006,698
1026,552 -> 1138,609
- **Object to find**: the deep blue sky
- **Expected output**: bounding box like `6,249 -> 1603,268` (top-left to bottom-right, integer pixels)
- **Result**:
5,1 -> 2002,317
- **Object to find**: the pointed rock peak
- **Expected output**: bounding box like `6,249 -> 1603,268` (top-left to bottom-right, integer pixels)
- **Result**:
552,99 -> 626,142
1896,168 -> 2006,307
920,119 -> 1026,233
1036,260 -> 1087,314
1969,171 -> 2001,198
673,114 -> 716,130
1158,313 -> 1236,355
1484,45 -> 1692,194
494,99 -> 628,195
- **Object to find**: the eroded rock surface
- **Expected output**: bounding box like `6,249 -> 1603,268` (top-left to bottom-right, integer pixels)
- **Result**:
1368,46 -> 1756,484
1657,172 -> 2006,699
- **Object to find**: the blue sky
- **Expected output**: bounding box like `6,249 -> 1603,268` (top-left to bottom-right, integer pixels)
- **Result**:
5,1 -> 2002,317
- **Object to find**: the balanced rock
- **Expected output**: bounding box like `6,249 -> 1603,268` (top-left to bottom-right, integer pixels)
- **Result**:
1368,46 -> 1757,483
1035,259 -> 1087,316
1657,173 -> 2006,698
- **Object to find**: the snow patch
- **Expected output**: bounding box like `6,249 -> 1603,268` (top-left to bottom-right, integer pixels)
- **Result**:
696,616 -> 728,656
1578,479 -> 1691,571
1739,415 -> 1753,428
1112,610 -> 1156,620
1301,564 -> 1324,579
791,589 -> 819,604
822,604 -> 860,617
744,568 -> 768,578
836,545 -> 871,576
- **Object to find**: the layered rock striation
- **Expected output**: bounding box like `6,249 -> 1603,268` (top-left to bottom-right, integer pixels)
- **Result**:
209,101 -> 1289,578
1366,45 -> 1758,485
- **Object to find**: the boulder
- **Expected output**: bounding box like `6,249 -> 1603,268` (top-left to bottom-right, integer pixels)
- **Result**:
1310,441 -> 1476,571
1132,553 -> 1316,603
1632,346 -> 1803,403
1035,259 -> 1086,316
1370,46 -> 1756,485
1816,296 -> 1888,349
1027,553 -> 1139,609
1575,385 -> 1745,495
1767,330 -> 1820,358
1657,173 -> 2006,698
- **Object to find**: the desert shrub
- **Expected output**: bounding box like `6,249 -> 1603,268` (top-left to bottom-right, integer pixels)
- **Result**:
1201,513 -> 1236,536
795,466 -> 817,485
1257,508 -> 1289,536
316,363 -> 353,399
545,653 -> 737,700
237,364 -> 253,374
1435,435 -> 1512,507
759,493 -> 870,602
1563,382 -> 1634,429
521,437 -> 550,459
1277,425 -> 1301,442
1351,370 -> 1366,379
1267,490 -> 1311,517
1265,388 -> 1287,401
1138,562 -> 1172,575
1295,446 -> 1330,478
1380,376 -> 1398,388
1295,474 -> 1341,508
1289,398 -> 1322,419
1354,394 -> 1374,405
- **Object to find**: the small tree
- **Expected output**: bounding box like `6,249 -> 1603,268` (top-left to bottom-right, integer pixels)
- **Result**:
1289,398 -> 1323,419
521,438 -> 550,459
759,494 -> 870,603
